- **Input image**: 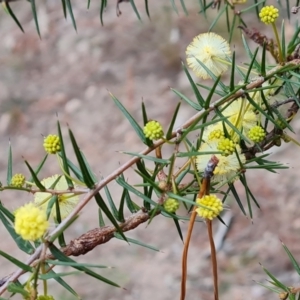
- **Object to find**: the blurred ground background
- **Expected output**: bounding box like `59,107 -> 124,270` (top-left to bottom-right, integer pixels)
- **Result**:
0,0 -> 300,299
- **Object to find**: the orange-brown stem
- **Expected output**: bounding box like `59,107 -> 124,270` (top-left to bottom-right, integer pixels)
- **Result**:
180,178 -> 209,300
207,219 -> 219,300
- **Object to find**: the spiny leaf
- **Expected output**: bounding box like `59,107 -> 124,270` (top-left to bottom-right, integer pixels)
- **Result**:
57,121 -> 73,188
30,0 -> 40,38
4,1 -> 24,32
49,244 -> 120,287
111,93 -> 147,144
6,142 -> 12,186
65,0 -> 77,31
68,129 -> 95,188
94,193 -> 127,241
24,160 -> 45,191
166,102 -> 181,139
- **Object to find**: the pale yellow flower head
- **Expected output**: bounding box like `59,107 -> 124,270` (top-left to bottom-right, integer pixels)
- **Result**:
14,202 -> 49,241
34,175 -> 78,220
196,139 -> 245,185
186,32 -> 231,79
203,98 -> 257,142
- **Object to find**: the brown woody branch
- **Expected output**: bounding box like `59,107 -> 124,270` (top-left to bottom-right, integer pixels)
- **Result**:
0,209 -> 159,287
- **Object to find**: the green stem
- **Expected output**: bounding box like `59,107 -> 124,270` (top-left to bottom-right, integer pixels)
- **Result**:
272,22 -> 283,63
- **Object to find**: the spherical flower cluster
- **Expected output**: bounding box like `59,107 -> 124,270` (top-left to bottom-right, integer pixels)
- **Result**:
196,139 -> 245,185
14,203 -> 49,241
186,32 -> 231,80
248,126 -> 266,143
196,195 -> 223,220
217,138 -> 236,156
34,175 -> 78,220
208,129 -> 224,141
163,198 -> 180,213
259,5 -> 279,25
143,120 -> 164,140
203,98 -> 257,143
43,134 -> 61,154
10,173 -> 26,188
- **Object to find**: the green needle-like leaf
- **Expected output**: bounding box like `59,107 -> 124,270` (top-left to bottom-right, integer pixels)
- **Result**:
61,0 -> 67,18
24,160 -> 45,191
260,43 -> 267,77
129,0 -> 141,21
281,20 -> 286,61
180,0 -> 188,15
114,232 -> 159,251
104,185 -> 119,220
144,0 -> 150,18
57,121 -> 73,188
94,193 -> 127,241
119,173 -> 140,213
166,102 -> 181,139
6,142 -> 12,186
69,129 -> 95,188
282,242 -> 300,276
208,4 -> 226,32
49,244 -> 120,287
116,176 -> 157,207
170,0 -> 178,14
47,259 -> 111,268
30,0 -> 40,38
229,51 -> 235,92
171,88 -> 202,110
7,283 -> 29,298
100,0 -> 107,25
242,35 -> 260,71
228,183 -> 246,215
122,152 -> 170,164
173,218 -> 183,241
47,268 -> 79,297
4,1 -> 24,32
65,0 -> 77,31
182,62 -> 205,107
28,154 -> 48,183
0,249 -> 32,272
111,93 -> 147,144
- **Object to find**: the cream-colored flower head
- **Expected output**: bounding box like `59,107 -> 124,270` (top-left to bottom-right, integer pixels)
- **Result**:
203,98 -> 257,142
196,139 -> 245,185
34,175 -> 78,220
186,32 -> 231,79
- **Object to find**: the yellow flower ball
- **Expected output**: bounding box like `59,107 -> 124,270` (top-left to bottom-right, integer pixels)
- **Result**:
208,129 -> 224,141
259,5 -> 279,25
248,125 -> 266,143
43,134 -> 61,154
217,138 -> 236,156
196,195 -> 223,220
10,173 -> 26,188
143,120 -> 164,140
14,203 -> 49,241
163,198 -> 180,213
